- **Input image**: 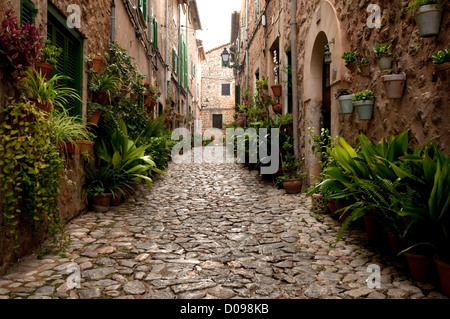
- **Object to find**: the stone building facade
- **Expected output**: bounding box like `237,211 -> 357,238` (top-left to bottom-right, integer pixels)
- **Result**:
0,0 -> 204,272
200,43 -> 236,134
233,0 -> 450,185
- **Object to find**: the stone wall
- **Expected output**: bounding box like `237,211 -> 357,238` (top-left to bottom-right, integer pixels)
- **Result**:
200,44 -> 236,133
236,0 -> 449,185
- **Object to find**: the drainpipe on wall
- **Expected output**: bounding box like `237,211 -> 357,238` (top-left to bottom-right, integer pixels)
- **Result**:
291,0 -> 299,161
245,0 -> 249,90
148,0 -> 153,85
177,3 -> 181,115
164,0 -> 169,102
110,0 -> 115,44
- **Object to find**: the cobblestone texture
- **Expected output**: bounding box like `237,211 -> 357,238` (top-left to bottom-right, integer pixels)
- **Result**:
0,148 -> 447,299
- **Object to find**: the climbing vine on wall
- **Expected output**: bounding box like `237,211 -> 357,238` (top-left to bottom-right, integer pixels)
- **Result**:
0,100 -> 64,251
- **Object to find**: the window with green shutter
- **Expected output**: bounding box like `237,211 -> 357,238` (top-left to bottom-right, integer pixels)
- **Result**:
172,49 -> 178,75
152,17 -> 158,51
255,0 -> 259,22
138,0 -> 148,23
47,5 -> 83,116
183,42 -> 188,89
21,0 -> 37,25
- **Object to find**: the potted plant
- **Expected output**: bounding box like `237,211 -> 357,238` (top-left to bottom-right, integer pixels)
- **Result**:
272,103 -> 282,114
86,102 -> 107,126
85,165 -> 117,212
143,81 -> 160,109
335,89 -> 354,114
358,58 -> 371,76
382,70 -> 407,99
0,10 -> 44,83
271,51 -> 282,97
342,49 -> 358,73
352,90 -> 375,120
406,0 -> 445,37
374,43 -> 392,71
37,40 -> 62,81
21,69 -> 81,114
89,70 -> 119,105
46,110 -> 95,155
432,48 -> 450,81
86,54 -> 104,73
276,139 -> 307,194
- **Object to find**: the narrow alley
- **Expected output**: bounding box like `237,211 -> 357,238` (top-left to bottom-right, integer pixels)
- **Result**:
0,148 -> 446,300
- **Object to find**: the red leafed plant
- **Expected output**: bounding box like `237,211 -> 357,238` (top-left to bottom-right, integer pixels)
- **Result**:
0,9 -> 44,82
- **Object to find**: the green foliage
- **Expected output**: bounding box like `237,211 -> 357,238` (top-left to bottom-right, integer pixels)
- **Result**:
46,110 -> 95,150
0,100 -> 64,251
88,70 -> 120,94
21,69 -> 81,111
352,90 -> 375,101
432,48 -> 450,65
374,43 -> 391,57
40,40 -> 63,68
342,49 -> 357,64
406,0 -> 446,11
358,58 -> 371,66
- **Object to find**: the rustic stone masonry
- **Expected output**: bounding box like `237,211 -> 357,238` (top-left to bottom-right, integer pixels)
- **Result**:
201,44 -> 236,133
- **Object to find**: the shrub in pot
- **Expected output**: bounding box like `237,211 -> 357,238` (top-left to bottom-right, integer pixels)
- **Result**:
382,71 -> 406,99
88,70 -> 119,105
335,89 -> 353,114
406,0 -> 445,37
374,43 -> 392,71
21,69 -> 81,114
37,40 -> 62,81
352,90 -> 375,120
276,139 -> 306,194
342,49 -> 358,73
432,48 -> 450,81
358,58 -> 371,76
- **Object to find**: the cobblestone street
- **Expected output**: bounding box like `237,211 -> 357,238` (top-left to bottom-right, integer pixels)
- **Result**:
0,148 -> 447,300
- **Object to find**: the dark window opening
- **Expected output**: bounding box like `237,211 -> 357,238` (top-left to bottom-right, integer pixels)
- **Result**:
213,114 -> 223,129
222,83 -> 231,96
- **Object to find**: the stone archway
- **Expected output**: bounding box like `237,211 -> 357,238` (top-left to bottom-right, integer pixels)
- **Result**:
302,0 -> 343,184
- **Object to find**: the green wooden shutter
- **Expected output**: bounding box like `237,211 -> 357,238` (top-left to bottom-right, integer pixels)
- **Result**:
47,10 -> 83,116
152,18 -> 158,51
21,0 -> 37,25
172,49 -> 177,75
255,0 -> 259,22
184,42 -> 188,89
179,35 -> 183,87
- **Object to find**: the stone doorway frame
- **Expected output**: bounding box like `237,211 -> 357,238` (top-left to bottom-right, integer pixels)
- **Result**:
302,0 -> 344,184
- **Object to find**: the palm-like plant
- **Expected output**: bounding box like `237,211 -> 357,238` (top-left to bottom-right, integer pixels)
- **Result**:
21,69 -> 81,111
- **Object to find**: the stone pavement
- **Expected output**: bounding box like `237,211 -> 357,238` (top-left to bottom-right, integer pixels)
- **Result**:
0,148 -> 447,299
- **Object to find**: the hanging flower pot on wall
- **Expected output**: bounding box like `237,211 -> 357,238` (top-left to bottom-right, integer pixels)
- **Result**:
271,84 -> 282,97
414,4 -> 443,38
352,90 -> 375,120
377,55 -> 392,71
272,103 -> 282,114
36,62 -> 54,81
337,94 -> 354,114
382,72 -> 406,99
90,56 -> 104,73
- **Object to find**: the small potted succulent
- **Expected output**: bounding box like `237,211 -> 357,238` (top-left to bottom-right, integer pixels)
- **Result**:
352,90 -> 375,120
432,48 -> 450,81
37,40 -> 62,81
358,58 -> 371,76
335,89 -> 354,114
382,70 -> 407,99
406,0 -> 445,37
342,49 -> 358,73
374,43 -> 392,71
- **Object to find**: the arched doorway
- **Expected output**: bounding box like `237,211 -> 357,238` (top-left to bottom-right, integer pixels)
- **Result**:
302,1 -> 343,184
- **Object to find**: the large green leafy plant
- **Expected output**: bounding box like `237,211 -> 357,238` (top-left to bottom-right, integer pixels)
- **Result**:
0,100 -> 64,252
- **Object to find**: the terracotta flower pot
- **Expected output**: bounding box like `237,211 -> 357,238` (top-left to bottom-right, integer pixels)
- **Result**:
345,61 -> 358,73
415,4 -> 443,38
93,193 -> 112,212
434,255 -> 450,297
359,63 -> 371,76
404,252 -> 433,283
271,84 -> 282,97
32,99 -> 53,115
87,109 -> 102,125
36,62 -> 54,81
382,73 -> 406,99
363,215 -> 378,244
91,56 -> 103,73
65,141 -> 76,154
111,193 -> 122,206
282,179 -> 303,194
94,90 -> 109,105
75,140 -> 95,156
388,233 -> 405,257
272,103 -> 282,114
